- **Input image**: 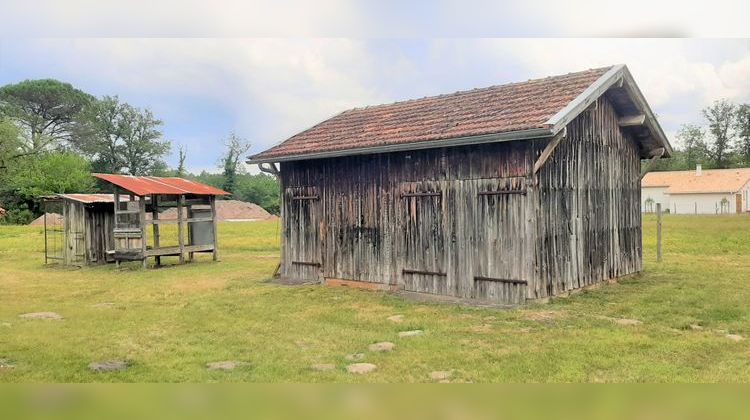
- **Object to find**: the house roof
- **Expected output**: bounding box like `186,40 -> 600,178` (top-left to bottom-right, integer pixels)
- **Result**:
93,174 -> 229,196
642,168 -> 750,194
249,64 -> 671,164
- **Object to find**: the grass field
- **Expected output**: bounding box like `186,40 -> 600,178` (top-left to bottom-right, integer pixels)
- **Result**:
1,215 -> 750,383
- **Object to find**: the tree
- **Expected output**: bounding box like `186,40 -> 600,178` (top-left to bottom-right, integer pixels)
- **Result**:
176,145 -> 187,177
676,124 -> 709,169
0,79 -> 93,153
0,152 -> 94,220
735,104 -> 750,165
235,173 -> 280,214
702,100 -> 736,168
73,96 -> 170,175
0,118 -> 21,171
219,132 -> 251,195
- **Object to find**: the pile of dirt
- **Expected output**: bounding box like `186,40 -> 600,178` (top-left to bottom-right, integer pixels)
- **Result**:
157,200 -> 276,222
29,213 -> 64,226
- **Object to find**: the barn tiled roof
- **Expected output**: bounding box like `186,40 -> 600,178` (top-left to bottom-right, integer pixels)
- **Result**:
642,168 -> 750,194
251,66 -> 614,162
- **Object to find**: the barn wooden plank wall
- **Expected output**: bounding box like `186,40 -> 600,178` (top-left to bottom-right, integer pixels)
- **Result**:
279,95 -> 641,304
531,97 -> 641,298
62,201 -> 115,266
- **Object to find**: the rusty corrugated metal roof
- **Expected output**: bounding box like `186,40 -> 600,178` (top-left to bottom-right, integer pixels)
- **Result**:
57,193 -> 117,203
93,174 -> 229,196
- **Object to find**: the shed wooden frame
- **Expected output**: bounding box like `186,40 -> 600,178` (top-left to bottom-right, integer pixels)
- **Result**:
250,65 -> 672,305
42,194 -> 118,266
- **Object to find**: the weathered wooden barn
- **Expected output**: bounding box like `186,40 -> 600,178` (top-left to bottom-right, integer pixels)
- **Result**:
93,174 -> 229,268
249,65 -> 672,305
43,194 -> 119,266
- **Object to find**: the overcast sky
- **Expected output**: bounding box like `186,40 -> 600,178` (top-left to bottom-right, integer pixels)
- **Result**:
1,3 -> 749,173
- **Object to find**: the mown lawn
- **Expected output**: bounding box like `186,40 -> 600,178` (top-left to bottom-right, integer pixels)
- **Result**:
1,215 -> 749,382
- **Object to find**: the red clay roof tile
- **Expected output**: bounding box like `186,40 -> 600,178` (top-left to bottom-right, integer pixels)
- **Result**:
251,66 -> 613,161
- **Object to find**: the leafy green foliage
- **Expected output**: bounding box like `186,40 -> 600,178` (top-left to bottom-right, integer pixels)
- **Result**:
0,118 -> 21,170
0,79 -> 93,152
219,132 -> 252,195
702,99 -> 736,168
646,100 -> 750,172
72,96 -> 170,175
6,152 -> 94,200
735,104 -> 750,164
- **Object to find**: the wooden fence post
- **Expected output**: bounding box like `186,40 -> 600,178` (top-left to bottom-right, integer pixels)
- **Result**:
656,203 -> 662,263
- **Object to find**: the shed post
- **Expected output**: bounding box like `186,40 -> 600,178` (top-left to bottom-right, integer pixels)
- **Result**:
139,195 -> 147,269
177,194 -> 185,264
656,203 -> 662,263
43,201 -> 48,265
210,195 -> 219,261
152,194 -> 161,266
114,188 -> 120,268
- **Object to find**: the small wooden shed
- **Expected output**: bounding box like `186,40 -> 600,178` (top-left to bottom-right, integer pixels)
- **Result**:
249,65 -> 673,305
43,194 -> 119,266
92,174 -> 229,267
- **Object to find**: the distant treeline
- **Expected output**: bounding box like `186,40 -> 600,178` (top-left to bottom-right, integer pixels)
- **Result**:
647,99 -> 750,172
0,79 -> 278,224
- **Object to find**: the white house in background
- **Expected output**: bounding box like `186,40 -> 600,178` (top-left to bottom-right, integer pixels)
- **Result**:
641,165 -> 750,214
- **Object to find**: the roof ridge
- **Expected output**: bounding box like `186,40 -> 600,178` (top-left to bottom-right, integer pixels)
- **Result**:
342,66 -> 615,114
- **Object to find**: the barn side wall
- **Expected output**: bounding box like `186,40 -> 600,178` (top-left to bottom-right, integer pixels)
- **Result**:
530,97 -> 642,299
280,141 -> 536,303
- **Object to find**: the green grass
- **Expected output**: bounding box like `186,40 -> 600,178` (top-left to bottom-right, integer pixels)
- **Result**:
1,215 -> 750,382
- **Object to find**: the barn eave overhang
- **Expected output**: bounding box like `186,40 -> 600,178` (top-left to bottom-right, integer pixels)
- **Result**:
247,127 -> 555,164
546,64 -> 673,159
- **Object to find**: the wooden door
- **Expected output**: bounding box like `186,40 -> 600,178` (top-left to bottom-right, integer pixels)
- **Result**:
64,201 -> 86,266
283,186 -> 323,283
463,177 -> 528,304
398,180 -> 456,296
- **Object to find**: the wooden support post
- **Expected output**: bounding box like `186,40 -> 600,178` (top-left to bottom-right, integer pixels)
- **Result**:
210,195 -> 219,261
139,195 -> 147,269
177,194 -> 185,264
187,203 -> 194,262
152,194 -> 161,267
656,203 -> 662,263
532,127 -> 567,176
43,201 -> 48,265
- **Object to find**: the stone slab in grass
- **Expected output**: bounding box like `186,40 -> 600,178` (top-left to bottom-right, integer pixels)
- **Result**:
387,315 -> 404,323
726,334 -> 744,342
430,370 -> 452,380
368,342 -> 395,352
0,358 -> 15,369
689,324 -> 704,331
596,315 -> 641,326
311,363 -> 335,371
206,360 -> 246,371
88,360 -> 128,372
347,363 -> 376,374
398,330 -> 423,338
614,318 -> 642,326
345,353 -> 364,361
19,312 -> 62,320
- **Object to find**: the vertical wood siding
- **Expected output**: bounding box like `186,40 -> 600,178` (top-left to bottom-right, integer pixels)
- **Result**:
279,96 -> 641,304
530,97 -> 641,298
